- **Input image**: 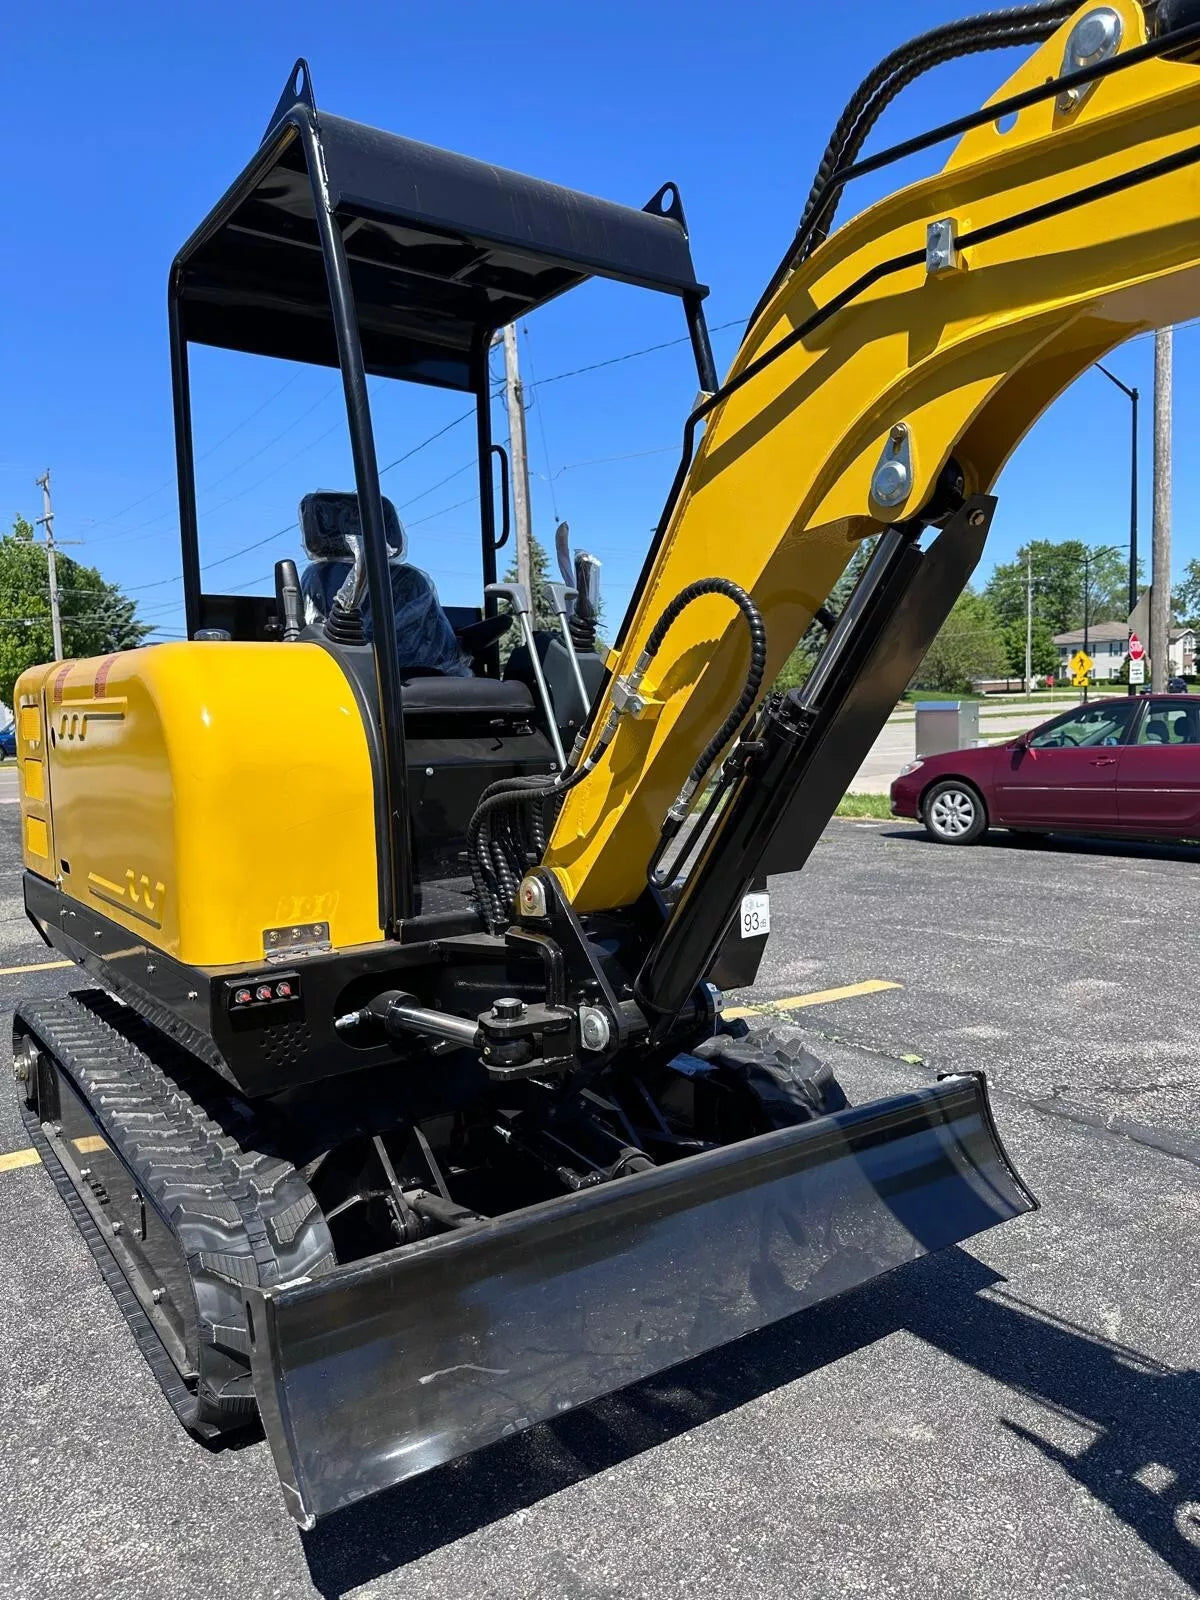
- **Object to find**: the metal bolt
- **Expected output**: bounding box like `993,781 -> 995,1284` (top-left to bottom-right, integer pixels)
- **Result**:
871,421 -> 913,510
968,508 -> 987,528
146,962 -> 155,974
578,1006 -> 612,1053
925,218 -> 961,277
425,766 -> 434,777
311,925 -> 323,938
187,990 -> 198,1001
873,459 -> 910,506
268,931 -> 279,945
12,1056 -> 28,1085
79,1168 -> 91,1180
151,1288 -> 164,1305
492,997 -> 526,1021
518,875 -> 548,918
1057,8 -> 1122,112
111,1221 -> 123,1236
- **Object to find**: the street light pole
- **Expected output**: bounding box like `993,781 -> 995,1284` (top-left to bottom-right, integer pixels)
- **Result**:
1025,546 -> 1033,700
1095,362 -> 1140,691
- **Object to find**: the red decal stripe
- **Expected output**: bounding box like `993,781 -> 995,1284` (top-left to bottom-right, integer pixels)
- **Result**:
93,654 -> 117,696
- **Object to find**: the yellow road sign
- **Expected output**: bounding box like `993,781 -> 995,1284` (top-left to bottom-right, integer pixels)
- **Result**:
1072,671 -> 1090,688
1069,649 -> 1093,677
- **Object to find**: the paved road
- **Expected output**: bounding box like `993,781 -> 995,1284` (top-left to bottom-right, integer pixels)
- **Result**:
0,769 -> 1196,1599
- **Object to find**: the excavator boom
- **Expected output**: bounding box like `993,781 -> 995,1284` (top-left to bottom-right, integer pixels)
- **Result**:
547,0 -> 1200,917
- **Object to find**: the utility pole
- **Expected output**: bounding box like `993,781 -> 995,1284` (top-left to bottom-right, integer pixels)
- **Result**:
34,469 -> 64,661
1151,327 -> 1172,692
502,323 -> 535,599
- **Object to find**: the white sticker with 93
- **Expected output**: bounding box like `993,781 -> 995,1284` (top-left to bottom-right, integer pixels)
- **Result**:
740,892 -> 770,939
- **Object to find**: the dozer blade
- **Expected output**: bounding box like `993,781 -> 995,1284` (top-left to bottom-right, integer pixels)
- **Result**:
246,1072 -> 1034,1527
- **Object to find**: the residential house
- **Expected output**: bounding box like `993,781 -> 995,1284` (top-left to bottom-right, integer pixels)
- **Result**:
1052,621 -> 1195,682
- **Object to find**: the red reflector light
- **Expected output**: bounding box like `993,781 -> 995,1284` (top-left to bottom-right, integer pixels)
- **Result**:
255,985 -> 273,1001
275,981 -> 293,999
234,989 -> 252,1006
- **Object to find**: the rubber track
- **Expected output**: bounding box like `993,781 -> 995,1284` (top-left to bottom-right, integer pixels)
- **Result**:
14,991 -> 336,1439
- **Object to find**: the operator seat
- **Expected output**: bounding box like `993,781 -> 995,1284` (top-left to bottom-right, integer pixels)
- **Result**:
298,491 -> 535,727
298,491 -> 472,678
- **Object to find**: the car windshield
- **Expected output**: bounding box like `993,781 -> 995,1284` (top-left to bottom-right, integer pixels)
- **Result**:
1029,702 -> 1137,749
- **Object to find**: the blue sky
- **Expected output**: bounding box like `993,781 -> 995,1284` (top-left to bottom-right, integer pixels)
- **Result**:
1,0 -> 1189,639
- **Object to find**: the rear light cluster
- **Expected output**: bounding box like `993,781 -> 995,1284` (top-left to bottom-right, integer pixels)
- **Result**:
228,974 -> 300,1012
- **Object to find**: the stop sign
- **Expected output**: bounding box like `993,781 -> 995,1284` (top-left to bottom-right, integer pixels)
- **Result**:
1129,633 -> 1145,661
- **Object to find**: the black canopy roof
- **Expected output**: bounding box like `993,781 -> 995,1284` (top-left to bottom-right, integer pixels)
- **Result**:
172,61 -> 706,391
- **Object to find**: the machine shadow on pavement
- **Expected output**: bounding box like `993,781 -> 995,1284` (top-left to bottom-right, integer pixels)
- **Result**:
300,1247 -> 1199,1598
882,827 -> 1200,866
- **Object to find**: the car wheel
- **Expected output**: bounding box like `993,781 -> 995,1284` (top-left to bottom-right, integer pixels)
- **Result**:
923,779 -> 987,845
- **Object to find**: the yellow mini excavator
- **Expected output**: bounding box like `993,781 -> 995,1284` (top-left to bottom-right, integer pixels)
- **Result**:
12,0 -> 1200,1527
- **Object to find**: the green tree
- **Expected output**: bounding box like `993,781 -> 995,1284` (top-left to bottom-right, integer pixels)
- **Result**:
985,539 -> 1133,635
1175,557 -> 1200,627
0,516 -> 151,707
911,589 -> 1007,693
1001,615 -> 1058,677
773,537 -> 874,693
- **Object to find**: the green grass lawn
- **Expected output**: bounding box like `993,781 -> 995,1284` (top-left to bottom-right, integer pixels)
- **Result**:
834,793 -> 894,819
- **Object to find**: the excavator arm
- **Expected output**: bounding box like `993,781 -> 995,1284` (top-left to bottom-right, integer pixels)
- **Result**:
546,0 -> 1200,928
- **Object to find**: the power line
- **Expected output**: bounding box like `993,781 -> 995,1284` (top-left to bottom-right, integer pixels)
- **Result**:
527,316 -> 746,390
82,372 -> 313,534
520,324 -> 560,522
377,407 -> 476,476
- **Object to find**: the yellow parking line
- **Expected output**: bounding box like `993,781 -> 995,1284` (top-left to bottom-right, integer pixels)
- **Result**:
724,979 -> 901,1020
0,960 -> 72,977
0,1148 -> 41,1173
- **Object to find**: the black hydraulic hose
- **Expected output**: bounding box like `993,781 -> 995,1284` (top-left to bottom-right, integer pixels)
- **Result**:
801,6 -> 1076,256
749,1 -> 1077,326
638,578 -> 767,815
467,581 -> 765,929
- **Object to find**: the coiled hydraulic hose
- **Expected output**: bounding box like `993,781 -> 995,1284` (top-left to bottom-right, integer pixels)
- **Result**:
637,579 -> 767,824
466,579 -> 766,930
750,0 -> 1078,324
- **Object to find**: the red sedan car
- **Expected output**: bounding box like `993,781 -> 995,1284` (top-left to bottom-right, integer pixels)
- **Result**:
890,694 -> 1200,845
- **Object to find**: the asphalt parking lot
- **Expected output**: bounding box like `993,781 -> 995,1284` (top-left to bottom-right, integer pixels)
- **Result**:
0,763 -> 1196,1600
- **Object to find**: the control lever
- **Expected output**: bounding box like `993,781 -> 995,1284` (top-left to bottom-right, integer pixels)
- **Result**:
573,551 -> 600,622
544,581 -> 592,718
275,559 -> 304,642
485,582 -> 567,770
554,519 -> 575,587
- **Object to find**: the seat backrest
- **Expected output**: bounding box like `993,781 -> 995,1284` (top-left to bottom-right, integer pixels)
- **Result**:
298,490 -> 471,678
299,491 -> 406,562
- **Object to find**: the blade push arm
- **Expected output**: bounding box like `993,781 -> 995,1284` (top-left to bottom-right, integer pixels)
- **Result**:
545,0 -> 1200,912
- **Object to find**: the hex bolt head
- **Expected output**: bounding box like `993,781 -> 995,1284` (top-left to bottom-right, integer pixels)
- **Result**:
151,1288 -> 165,1305
111,1221 -> 123,1236
492,997 -> 526,1021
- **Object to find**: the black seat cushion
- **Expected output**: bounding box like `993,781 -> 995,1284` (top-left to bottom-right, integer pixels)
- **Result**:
400,674 -> 533,719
